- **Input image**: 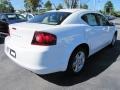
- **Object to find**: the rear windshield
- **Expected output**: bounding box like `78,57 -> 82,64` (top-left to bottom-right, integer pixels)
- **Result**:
6,14 -> 25,20
7,14 -> 17,20
28,12 -> 71,25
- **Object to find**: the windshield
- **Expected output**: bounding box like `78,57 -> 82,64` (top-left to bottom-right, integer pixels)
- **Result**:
28,12 -> 71,25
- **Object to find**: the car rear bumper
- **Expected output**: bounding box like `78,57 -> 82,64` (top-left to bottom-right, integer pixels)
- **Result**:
4,36 -> 68,74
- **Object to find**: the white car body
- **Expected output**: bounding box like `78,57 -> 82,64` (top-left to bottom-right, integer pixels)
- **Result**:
4,9 -> 117,74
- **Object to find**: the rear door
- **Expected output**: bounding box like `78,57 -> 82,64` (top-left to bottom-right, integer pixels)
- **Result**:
82,13 -> 106,54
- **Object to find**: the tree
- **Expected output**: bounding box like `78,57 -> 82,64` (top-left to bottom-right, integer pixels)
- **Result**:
104,1 -> 114,15
7,0 -> 14,12
64,0 -> 79,8
82,4 -> 88,9
24,0 -> 40,12
0,0 -> 14,13
0,4 -> 6,12
80,4 -> 88,9
24,0 -> 30,12
44,0 -> 52,11
57,3 -> 63,10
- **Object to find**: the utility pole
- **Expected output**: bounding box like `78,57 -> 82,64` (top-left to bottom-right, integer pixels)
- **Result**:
79,0 -> 81,8
94,0 -> 96,11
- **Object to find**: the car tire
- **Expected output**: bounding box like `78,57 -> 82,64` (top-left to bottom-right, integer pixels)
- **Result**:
66,47 -> 87,75
110,34 -> 117,47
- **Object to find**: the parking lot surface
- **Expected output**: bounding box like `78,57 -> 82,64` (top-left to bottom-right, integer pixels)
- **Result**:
0,18 -> 120,90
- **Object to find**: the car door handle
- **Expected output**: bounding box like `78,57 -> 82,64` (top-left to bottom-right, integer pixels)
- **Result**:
102,28 -> 106,30
86,28 -> 91,32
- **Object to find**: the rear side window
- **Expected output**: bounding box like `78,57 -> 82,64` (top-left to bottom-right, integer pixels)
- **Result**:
1,15 -> 7,19
0,15 -> 2,19
82,13 -> 98,26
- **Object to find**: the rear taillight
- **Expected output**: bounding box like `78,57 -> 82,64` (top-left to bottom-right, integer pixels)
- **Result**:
31,31 -> 57,46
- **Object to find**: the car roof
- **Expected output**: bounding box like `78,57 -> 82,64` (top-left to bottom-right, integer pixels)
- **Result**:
58,9 -> 89,13
48,9 -> 89,13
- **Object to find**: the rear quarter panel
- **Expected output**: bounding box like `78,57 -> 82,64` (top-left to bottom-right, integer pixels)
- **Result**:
45,24 -> 90,69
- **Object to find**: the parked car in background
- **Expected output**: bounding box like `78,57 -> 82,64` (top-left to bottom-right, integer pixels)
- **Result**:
21,13 -> 35,21
0,20 -> 9,43
0,13 -> 27,24
105,15 -> 116,20
5,9 -> 117,75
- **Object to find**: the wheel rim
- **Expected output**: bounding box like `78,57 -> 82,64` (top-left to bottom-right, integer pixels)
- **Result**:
112,35 -> 116,45
72,51 -> 85,73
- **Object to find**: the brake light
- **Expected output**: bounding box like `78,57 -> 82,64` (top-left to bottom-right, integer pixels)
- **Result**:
31,31 -> 57,46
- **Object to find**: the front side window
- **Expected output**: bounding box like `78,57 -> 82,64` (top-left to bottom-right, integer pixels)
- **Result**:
17,14 -> 26,20
27,15 -> 33,19
28,12 -> 71,25
95,14 -> 110,26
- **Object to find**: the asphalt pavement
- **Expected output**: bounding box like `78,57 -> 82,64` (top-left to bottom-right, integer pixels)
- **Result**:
0,18 -> 120,90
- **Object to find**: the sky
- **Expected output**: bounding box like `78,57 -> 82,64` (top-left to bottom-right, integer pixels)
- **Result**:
11,0 -> 120,11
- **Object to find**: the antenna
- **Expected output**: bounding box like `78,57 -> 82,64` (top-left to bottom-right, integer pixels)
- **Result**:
52,3 -> 57,10
94,0 -> 96,11
79,0 -> 81,8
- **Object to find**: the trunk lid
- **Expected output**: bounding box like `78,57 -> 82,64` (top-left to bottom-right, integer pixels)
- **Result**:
9,22 -> 55,47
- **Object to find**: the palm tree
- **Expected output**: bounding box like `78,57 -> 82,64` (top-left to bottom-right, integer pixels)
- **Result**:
64,0 -> 79,8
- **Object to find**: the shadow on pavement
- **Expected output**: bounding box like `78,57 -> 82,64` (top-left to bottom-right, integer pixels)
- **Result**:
39,40 -> 120,86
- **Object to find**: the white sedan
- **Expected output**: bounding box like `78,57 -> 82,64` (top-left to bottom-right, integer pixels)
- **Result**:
4,9 -> 117,75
